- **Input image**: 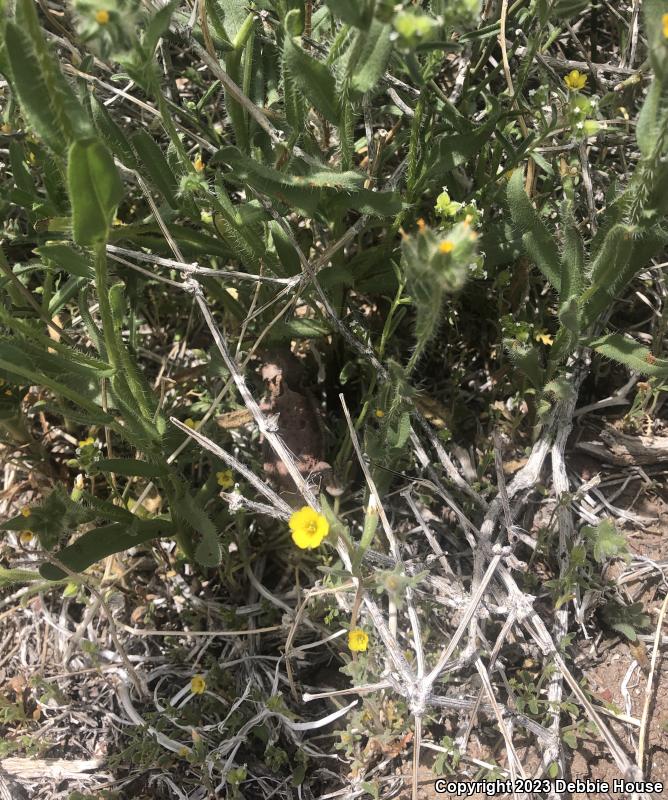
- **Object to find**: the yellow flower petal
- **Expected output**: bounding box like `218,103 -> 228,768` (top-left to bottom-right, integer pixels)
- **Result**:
95,9 -> 110,25
439,240 -> 454,254
374,409 -> 385,418
194,155 -> 205,173
348,629 -> 369,652
184,418 -> 196,429
663,13 -> 668,39
190,675 -> 206,695
19,530 -> 33,545
289,507 -> 329,549
78,437 -> 95,447
21,507 -> 31,518
535,331 -> 554,346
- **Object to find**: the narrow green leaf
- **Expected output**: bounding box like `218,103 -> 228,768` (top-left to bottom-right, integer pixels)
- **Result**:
131,130 -> 179,208
589,333 -> 668,377
2,20 -> 88,153
39,519 -> 173,580
348,21 -> 393,94
143,0 -> 180,56
560,218 -> 584,301
36,242 -> 93,279
507,169 -> 561,292
325,0 -> 369,27
68,139 -> 124,246
283,11 -> 340,125
91,95 -> 139,170
95,458 -> 168,478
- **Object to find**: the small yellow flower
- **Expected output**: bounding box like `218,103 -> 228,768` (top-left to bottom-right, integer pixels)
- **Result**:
78,436 -> 95,447
193,155 -> 205,173
348,629 -> 369,652
374,409 -> 385,418
184,418 -> 196,429
564,69 -> 587,91
95,9 -> 110,25
663,13 -> 668,39
178,746 -> 190,758
216,469 -> 234,489
535,331 -> 554,346
289,506 -> 329,550
190,675 -> 206,695
21,507 -> 31,518
439,240 -> 455,254
19,530 -> 33,545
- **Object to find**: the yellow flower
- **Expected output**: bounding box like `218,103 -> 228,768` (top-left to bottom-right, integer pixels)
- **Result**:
178,746 -> 190,758
95,9 -> 110,25
663,13 -> 668,39
19,530 -> 33,545
348,629 -> 369,652
21,507 -> 31,518
535,331 -> 554,346
184,418 -> 196,429
190,675 -> 206,695
374,409 -> 385,418
216,469 -> 234,489
439,240 -> 455,254
564,70 -> 587,91
193,155 -> 205,173
78,436 -> 95,447
289,507 -> 329,550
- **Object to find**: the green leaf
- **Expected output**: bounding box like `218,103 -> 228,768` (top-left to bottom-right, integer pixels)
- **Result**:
68,139 -> 124,246
217,146 -> 399,216
589,333 -> 668,377
36,242 -> 93,279
507,170 -> 561,292
325,0 -> 369,27
644,0 -> 668,80
95,458 -> 168,478
131,130 -> 179,208
91,95 -> 139,170
175,491 -> 221,567
283,12 -> 340,125
559,217 -> 584,301
348,21 -> 393,94
609,622 -> 638,642
39,519 -> 173,580
505,340 -> 544,388
0,567 -> 43,587
582,519 -> 628,563
433,126 -> 494,175
2,1 -> 92,153
143,0 -> 180,56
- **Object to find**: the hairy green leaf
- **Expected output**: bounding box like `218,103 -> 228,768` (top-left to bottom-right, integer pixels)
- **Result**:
507,170 -> 561,292
68,139 -> 124,246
